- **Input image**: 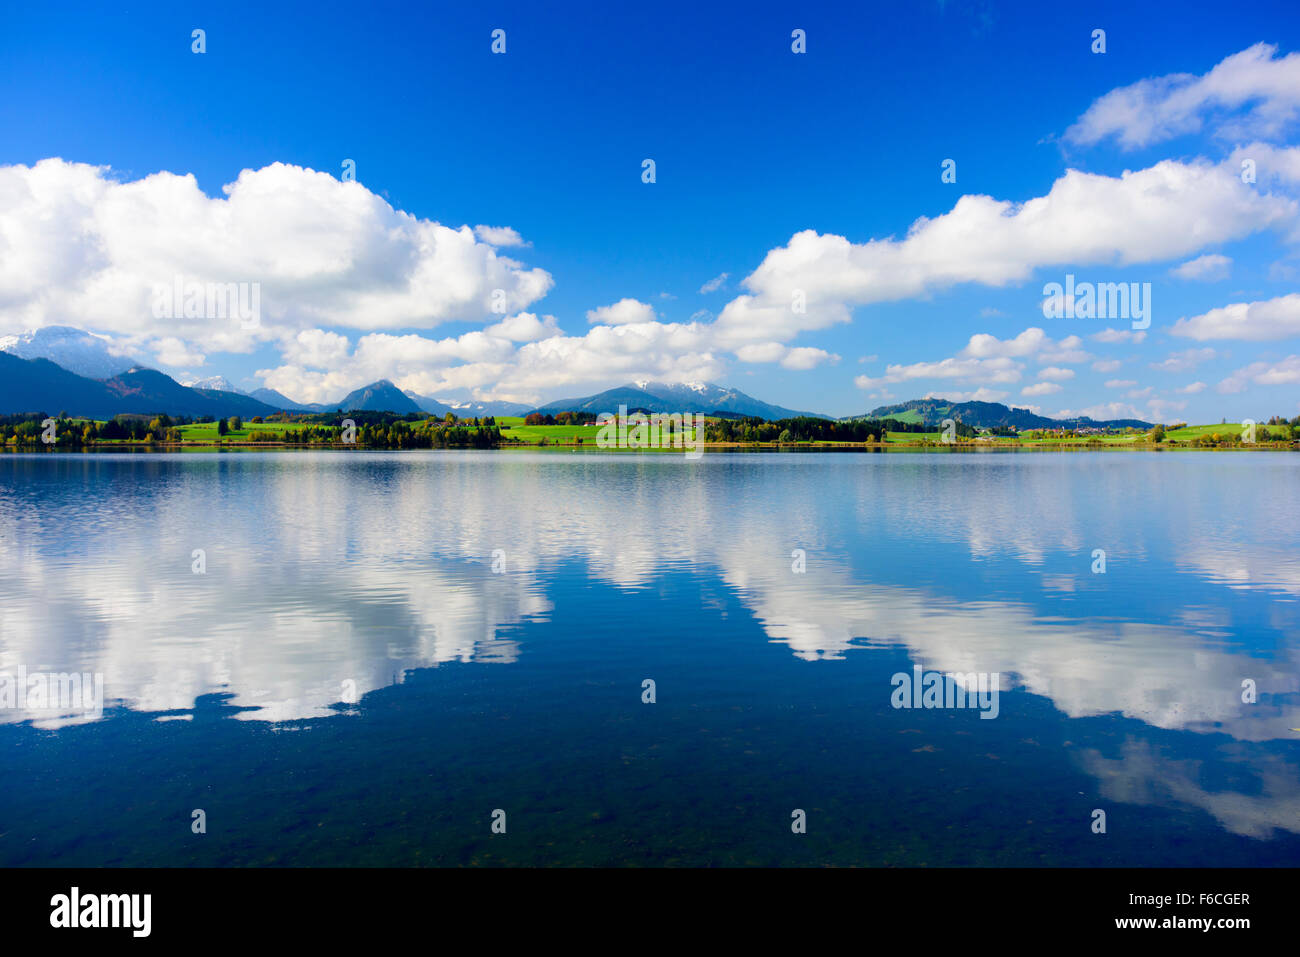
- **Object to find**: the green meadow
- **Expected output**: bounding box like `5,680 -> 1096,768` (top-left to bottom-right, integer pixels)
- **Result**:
176,421 -> 311,441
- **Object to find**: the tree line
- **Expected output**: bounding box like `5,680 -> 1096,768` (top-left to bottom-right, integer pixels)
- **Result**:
704,415 -> 977,444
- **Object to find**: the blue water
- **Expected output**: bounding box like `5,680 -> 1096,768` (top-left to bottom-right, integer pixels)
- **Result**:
1,450 -> 1298,866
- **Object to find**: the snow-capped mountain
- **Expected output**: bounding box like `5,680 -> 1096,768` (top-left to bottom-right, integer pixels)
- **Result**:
538,380 -> 827,419
403,390 -> 532,417
179,375 -> 245,394
0,325 -> 140,379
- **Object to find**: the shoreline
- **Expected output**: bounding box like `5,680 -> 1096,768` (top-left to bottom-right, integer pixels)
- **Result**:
4,441 -> 1297,454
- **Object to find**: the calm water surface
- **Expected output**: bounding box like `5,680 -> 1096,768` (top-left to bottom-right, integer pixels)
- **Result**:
1,450 -> 1298,865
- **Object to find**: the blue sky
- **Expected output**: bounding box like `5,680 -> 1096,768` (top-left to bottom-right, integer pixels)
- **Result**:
2,0 -> 1299,419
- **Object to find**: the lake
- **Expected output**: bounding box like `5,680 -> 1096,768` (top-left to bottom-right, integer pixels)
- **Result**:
1,449 -> 1298,866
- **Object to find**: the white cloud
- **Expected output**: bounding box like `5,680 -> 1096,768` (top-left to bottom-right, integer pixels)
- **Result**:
486,312 -> 559,342
257,317 -> 726,404
1037,366 -> 1075,381
1105,379 -> 1137,389
282,328 -> 351,367
1066,43 -> 1300,149
1091,359 -> 1122,373
1217,355 -> 1300,393
964,328 -> 1090,364
962,327 -> 1052,358
1021,382 -> 1062,396
716,158 -> 1292,346
1177,381 -> 1207,394
153,337 -> 204,367
855,355 -> 1021,390
473,225 -> 530,247
1151,348 -> 1217,372
699,272 -> 729,294
0,160 -> 553,350
781,346 -> 839,370
1171,253 -> 1232,281
585,298 -> 657,325
735,342 -> 787,363
736,341 -> 839,369
1171,293 -> 1300,341
854,327 -> 1090,393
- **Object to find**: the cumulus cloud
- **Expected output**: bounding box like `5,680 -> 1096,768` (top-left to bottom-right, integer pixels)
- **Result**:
257,316 -> 726,404
854,327 -> 1090,393
1105,379 -> 1137,389
1177,381 -> 1208,394
0,159 -> 554,352
1171,253 -> 1232,281
1092,359 -> 1122,373
282,328 -> 351,367
1021,382 -> 1062,396
585,298 -> 657,325
1170,293 -> 1300,341
486,312 -> 560,342
1065,43 -> 1300,149
715,158 -> 1292,346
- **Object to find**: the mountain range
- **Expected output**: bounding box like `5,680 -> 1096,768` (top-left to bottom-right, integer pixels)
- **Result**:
536,380 -> 827,419
856,398 -> 1153,430
0,353 -> 282,419
0,326 -> 1156,428
0,326 -> 140,379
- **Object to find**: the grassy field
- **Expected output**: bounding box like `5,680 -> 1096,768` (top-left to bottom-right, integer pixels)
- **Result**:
498,422 -> 604,442
176,421 -> 310,441
879,409 -> 928,425
1014,432 -> 1140,445
1166,423 -> 1246,441
498,419 -> 699,444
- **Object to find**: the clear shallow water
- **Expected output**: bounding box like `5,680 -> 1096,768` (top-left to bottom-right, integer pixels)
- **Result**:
1,449 -> 1298,866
